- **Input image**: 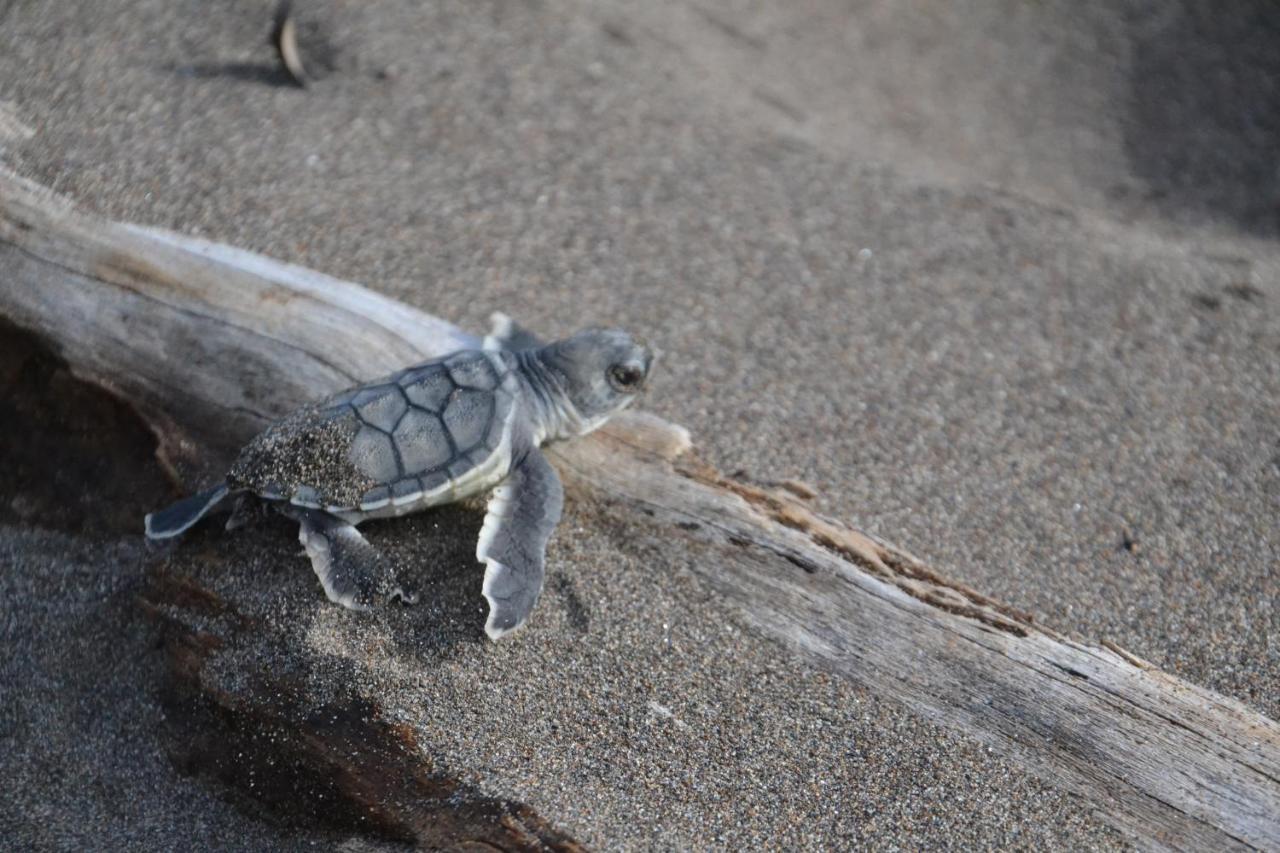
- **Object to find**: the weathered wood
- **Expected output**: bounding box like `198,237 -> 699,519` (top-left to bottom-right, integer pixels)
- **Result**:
2,167 -> 1278,850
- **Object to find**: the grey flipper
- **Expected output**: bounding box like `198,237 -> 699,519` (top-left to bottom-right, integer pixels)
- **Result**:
288,508 -> 416,610
483,312 -> 545,353
477,448 -> 564,639
145,485 -> 231,539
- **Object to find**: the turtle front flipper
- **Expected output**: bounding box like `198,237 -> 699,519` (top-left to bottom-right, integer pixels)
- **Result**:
477,448 -> 564,639
483,312 -> 545,352
287,508 -> 417,610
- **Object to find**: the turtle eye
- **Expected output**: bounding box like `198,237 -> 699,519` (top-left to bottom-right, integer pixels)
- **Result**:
608,363 -> 645,392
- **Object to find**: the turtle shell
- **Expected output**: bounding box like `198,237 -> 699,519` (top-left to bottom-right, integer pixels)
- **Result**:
228,350 -> 518,512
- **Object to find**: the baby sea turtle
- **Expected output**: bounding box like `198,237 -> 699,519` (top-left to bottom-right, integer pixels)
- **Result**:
144,318 -> 654,639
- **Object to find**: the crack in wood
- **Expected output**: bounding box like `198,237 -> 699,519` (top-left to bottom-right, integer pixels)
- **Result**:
675,455 -> 1036,638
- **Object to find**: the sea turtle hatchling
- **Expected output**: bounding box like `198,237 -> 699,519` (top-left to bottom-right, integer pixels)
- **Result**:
144,319 -> 655,639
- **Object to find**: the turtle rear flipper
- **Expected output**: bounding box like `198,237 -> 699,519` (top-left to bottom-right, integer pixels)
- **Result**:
289,508 -> 416,610
145,484 -> 232,540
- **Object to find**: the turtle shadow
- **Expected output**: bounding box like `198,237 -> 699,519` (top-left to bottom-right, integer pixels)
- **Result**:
363,504 -> 494,658
158,502 -> 492,664
165,61 -> 298,89
371,504 -> 597,648
145,511 -> 585,846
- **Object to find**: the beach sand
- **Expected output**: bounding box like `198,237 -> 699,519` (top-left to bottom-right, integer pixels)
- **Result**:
1,0 -> 1276,847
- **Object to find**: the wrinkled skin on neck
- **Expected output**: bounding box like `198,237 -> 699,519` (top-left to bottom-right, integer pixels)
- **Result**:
516,328 -> 654,444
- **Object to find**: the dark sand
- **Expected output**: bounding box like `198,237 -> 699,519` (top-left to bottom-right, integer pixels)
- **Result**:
1,0 -> 1277,848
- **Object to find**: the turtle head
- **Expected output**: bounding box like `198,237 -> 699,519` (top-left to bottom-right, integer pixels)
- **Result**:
535,328 -> 655,436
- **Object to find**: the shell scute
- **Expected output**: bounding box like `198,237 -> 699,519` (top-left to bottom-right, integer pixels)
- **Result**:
446,354 -> 499,391
292,485 -> 321,507
391,478 -> 422,501
443,389 -> 494,452
348,426 -> 400,483
401,369 -> 453,412
355,388 -> 407,432
421,470 -> 449,493
394,409 -> 453,475
360,484 -> 391,509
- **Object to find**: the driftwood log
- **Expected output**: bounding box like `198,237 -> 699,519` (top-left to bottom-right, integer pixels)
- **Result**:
2,167 -> 1278,850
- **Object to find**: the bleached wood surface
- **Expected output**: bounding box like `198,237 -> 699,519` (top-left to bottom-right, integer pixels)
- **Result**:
2,168 -> 1277,850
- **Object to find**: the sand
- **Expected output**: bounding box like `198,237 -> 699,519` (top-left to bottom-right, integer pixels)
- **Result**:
1,0 -> 1277,848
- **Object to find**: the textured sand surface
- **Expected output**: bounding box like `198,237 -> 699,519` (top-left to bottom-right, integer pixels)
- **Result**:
1,0 -> 1277,848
